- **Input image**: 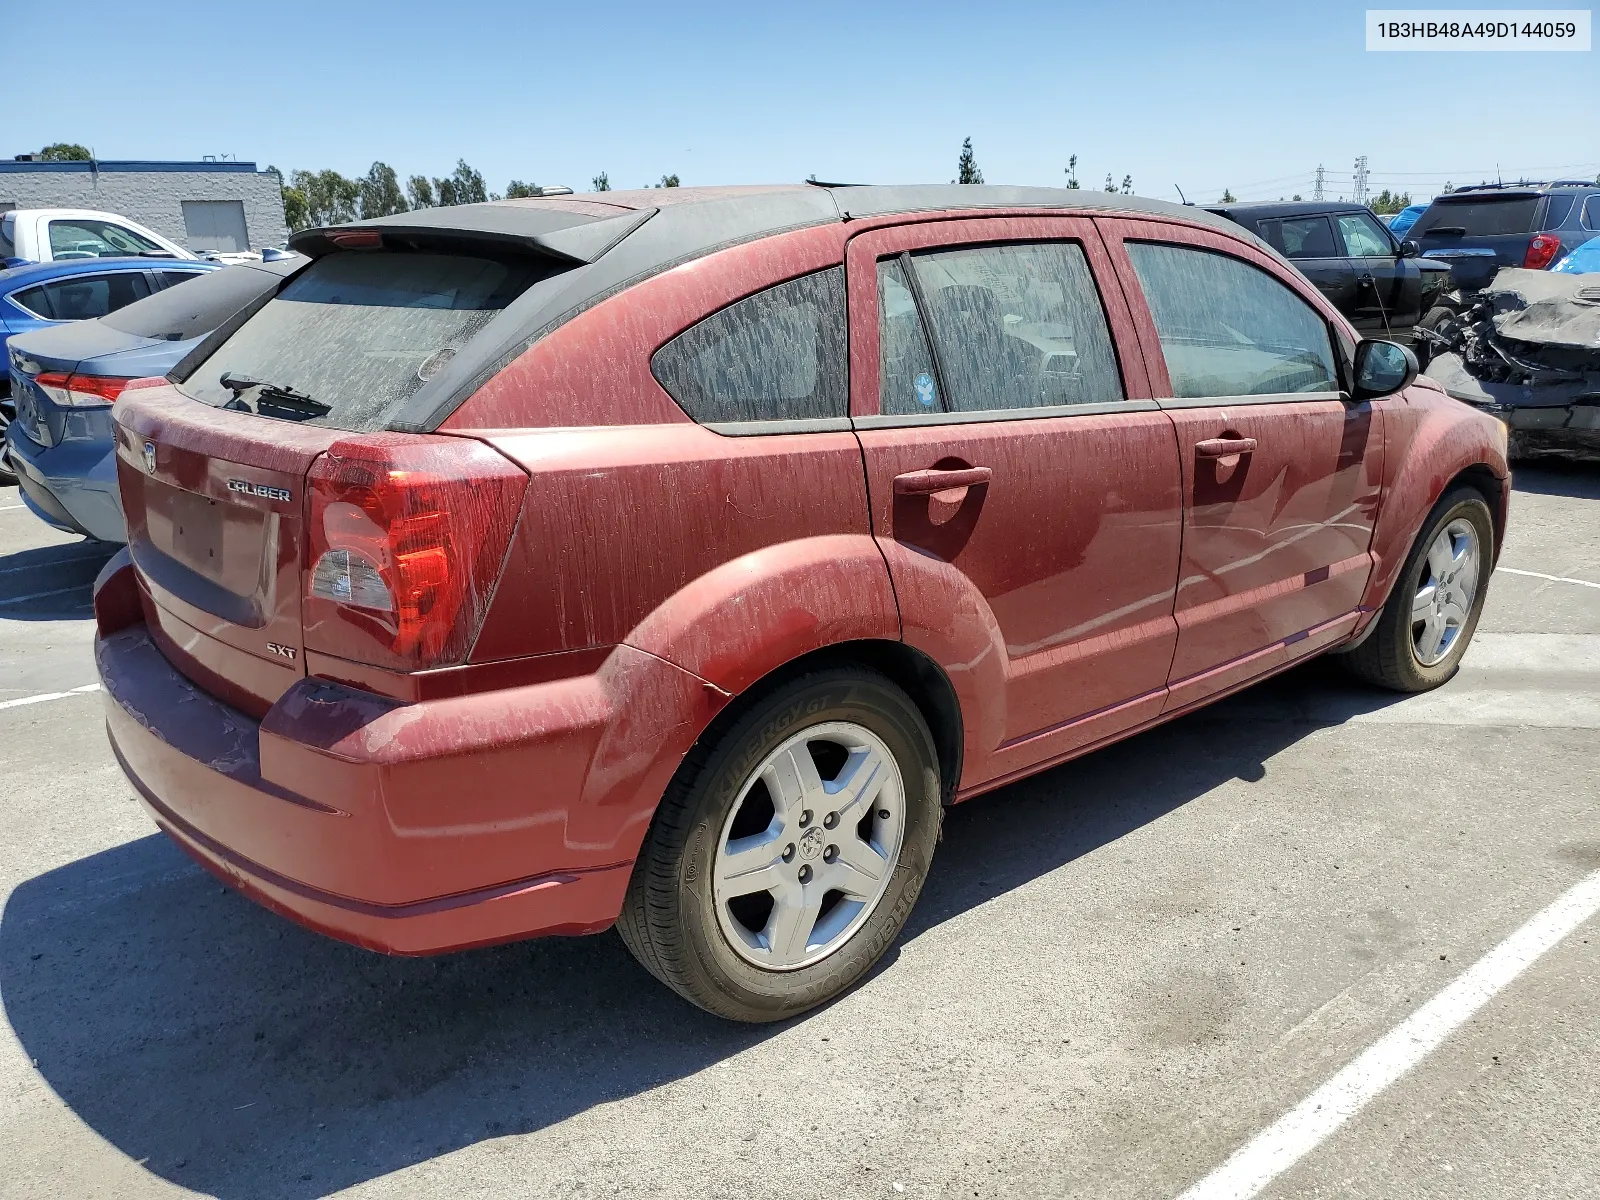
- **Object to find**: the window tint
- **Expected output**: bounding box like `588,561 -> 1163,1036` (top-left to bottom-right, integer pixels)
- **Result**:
652,267 -> 847,424
158,269 -> 210,290
0,214 -> 14,259
47,219 -> 164,259
1336,212 -> 1394,258
878,258 -> 941,415
1126,242 -> 1339,399
8,271 -> 151,320
1412,197 -> 1539,237
184,250 -> 549,431
902,242 -> 1124,413
1542,195 -> 1576,230
105,264 -> 277,341
1583,196 -> 1600,231
1264,216 -> 1337,259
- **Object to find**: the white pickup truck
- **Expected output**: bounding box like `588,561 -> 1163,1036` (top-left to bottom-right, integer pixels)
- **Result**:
1,208 -> 196,265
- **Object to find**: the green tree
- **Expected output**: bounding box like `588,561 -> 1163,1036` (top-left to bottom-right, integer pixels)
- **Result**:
1291,193 -> 1302,201
268,165 -> 309,231
290,169 -> 360,227
433,159 -> 490,206
406,175 -> 436,208
655,173 -> 681,188
954,137 -> 983,185
504,180 -> 541,198
1119,174 -> 1133,195
1219,187 -> 1236,203
1370,188 -> 1411,214
38,143 -> 92,161
1063,155 -> 1079,189
592,171 -> 611,192
359,162 -> 409,218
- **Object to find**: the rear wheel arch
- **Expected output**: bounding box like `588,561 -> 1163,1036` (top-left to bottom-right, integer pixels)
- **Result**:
666,638 -> 965,811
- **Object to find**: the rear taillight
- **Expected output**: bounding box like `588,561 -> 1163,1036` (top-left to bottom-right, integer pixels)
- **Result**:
304,435 -> 527,670
34,372 -> 136,408
1524,233 -> 1563,269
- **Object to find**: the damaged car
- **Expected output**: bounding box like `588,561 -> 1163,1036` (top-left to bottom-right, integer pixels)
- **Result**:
1421,266 -> 1600,461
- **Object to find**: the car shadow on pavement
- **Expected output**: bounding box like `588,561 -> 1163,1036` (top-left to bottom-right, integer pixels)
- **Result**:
0,657 -> 1406,1198
1510,461 -> 1600,500
0,539 -> 117,620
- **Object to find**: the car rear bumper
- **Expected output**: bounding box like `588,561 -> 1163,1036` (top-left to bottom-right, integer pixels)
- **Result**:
97,621 -> 641,955
5,425 -> 125,542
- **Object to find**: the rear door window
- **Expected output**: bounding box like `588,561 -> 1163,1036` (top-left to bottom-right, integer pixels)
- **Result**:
157,269 -> 211,290
181,250 -> 547,431
8,271 -> 151,320
1412,196 -> 1540,237
1262,216 -> 1338,259
898,241 -> 1125,413
1126,242 -> 1338,398
651,267 -> 848,424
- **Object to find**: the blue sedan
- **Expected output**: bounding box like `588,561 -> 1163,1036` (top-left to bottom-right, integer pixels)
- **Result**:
0,257 -> 220,486
6,258 -> 299,540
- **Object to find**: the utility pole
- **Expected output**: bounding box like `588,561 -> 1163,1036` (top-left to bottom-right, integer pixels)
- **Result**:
1313,164 -> 1325,201
1353,155 -> 1370,205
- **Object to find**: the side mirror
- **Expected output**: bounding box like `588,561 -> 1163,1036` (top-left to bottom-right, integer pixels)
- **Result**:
1351,338 -> 1419,400
1399,239 -> 1421,258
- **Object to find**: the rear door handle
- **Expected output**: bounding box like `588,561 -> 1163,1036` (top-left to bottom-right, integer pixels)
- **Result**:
1195,437 -> 1257,458
893,466 -> 993,495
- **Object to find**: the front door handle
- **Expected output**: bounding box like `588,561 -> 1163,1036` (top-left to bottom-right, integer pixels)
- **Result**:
893,466 -> 993,495
1195,437 -> 1258,458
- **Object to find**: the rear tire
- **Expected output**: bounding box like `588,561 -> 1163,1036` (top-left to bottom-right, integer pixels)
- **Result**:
617,665 -> 941,1022
1343,487 -> 1494,692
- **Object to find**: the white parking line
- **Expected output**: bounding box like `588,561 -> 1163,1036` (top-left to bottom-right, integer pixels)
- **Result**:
0,503 -> 28,512
0,585 -> 90,607
0,683 -> 101,712
1174,866 -> 1600,1200
1497,566 -> 1600,590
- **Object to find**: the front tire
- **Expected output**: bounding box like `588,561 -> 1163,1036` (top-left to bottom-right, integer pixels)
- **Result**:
1343,487 -> 1494,692
617,665 -> 941,1022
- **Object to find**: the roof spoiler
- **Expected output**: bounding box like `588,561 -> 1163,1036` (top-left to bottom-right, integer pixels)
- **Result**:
288,206 -> 656,265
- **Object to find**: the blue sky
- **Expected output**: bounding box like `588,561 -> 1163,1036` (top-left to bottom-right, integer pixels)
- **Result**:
10,0 -> 1596,205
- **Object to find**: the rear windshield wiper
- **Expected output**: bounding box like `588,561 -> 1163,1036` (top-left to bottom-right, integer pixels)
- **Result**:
1428,226 -> 1467,236
219,372 -> 332,419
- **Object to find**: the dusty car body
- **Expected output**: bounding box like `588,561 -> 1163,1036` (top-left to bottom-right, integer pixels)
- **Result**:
91,184 -> 1510,1020
1421,267 -> 1600,460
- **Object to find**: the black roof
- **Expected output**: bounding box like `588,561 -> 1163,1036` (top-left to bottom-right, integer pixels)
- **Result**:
1206,200 -> 1373,223
278,184 -> 1264,432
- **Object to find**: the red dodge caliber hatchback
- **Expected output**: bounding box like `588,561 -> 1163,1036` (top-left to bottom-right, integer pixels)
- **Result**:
95,185 -> 1509,1020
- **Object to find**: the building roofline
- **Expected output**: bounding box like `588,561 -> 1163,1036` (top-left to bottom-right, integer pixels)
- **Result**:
0,160 -> 264,174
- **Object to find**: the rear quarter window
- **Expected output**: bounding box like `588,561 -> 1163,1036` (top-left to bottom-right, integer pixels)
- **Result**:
651,267 -> 848,425
180,250 -> 549,431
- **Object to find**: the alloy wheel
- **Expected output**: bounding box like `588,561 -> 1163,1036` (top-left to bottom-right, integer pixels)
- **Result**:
1411,517 -> 1480,667
712,721 -> 905,971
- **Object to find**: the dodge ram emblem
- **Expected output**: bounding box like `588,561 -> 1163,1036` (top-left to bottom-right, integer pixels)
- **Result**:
142,441 -> 157,474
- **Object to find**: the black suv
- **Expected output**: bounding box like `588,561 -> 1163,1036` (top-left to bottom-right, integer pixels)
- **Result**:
1208,200 -> 1452,343
1409,181 -> 1600,291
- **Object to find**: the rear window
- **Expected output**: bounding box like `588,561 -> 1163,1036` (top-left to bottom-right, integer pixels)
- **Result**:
103,265 -> 274,341
0,214 -> 13,259
1413,196 -> 1540,237
181,250 -> 545,430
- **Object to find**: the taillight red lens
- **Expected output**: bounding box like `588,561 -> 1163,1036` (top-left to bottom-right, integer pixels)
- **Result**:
304,435 -> 527,670
1524,233 -> 1563,270
32,371 -> 134,408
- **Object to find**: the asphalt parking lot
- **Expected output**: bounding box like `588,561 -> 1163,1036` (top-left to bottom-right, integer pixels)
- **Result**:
0,466 -> 1596,1200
